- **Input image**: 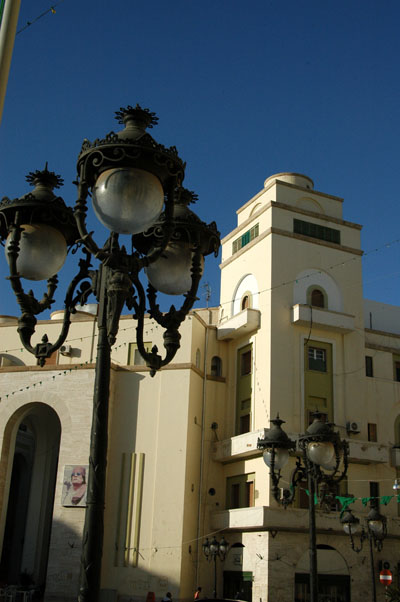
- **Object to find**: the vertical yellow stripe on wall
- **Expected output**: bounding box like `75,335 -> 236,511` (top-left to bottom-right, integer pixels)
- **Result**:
131,452 -> 144,567
124,452 -> 145,568
115,452 -> 145,567
114,453 -> 126,566
124,453 -> 137,566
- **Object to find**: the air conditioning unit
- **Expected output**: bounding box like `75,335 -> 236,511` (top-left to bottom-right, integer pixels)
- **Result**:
60,344 -> 72,357
346,421 -> 361,435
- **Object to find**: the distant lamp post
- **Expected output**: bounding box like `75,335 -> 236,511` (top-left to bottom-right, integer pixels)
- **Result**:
341,506 -> 387,602
202,536 -> 229,598
257,413 -> 348,602
0,105 -> 220,602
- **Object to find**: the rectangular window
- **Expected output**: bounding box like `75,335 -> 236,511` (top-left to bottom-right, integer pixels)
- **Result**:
365,356 -> 373,377
241,350 -> 252,375
294,219 -> 341,245
370,481 -> 380,500
295,479 -> 309,509
128,342 -> 152,366
236,344 -> 252,435
308,347 -> 327,372
226,473 -> 255,509
368,423 -> 377,442
304,340 -> 333,430
246,481 -> 254,507
45,350 -> 58,366
231,483 -> 240,509
393,355 -> 400,381
232,223 -> 259,255
239,414 -> 250,435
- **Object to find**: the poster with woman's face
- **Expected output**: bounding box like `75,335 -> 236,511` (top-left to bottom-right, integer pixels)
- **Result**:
61,465 -> 88,507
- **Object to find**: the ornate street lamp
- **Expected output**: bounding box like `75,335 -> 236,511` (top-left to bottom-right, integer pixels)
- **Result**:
202,536 -> 229,598
341,506 -> 387,602
257,413 -> 349,602
0,105 -> 220,602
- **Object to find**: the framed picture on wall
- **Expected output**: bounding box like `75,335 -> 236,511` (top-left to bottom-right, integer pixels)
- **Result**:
61,465 -> 88,507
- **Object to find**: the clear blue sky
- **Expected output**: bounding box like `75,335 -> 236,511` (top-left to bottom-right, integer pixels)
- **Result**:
1,0 -> 400,317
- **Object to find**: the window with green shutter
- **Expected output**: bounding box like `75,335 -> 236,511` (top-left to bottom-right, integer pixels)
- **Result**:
232,224 -> 259,255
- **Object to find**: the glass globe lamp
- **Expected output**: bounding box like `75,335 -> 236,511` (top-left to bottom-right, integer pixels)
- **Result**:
146,243 -> 204,295
341,511 -> 360,535
209,537 -> 219,555
219,536 -> 228,557
6,223 -> 67,281
202,539 -> 210,558
263,447 -> 289,470
368,520 -> 384,536
306,440 -> 335,466
92,167 -> 164,234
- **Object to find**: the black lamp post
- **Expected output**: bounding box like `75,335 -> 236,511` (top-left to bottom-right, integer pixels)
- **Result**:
202,536 -> 229,598
0,105 -> 220,602
257,413 -> 349,602
341,506 -> 387,602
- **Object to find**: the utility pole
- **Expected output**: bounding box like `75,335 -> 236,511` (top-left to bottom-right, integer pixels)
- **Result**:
0,0 -> 21,126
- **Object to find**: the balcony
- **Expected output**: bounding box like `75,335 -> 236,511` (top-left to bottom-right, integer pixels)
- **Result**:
210,505 -> 400,536
214,430 -> 389,465
217,308 -> 261,341
291,304 -> 355,333
210,506 -> 342,535
347,439 -> 388,464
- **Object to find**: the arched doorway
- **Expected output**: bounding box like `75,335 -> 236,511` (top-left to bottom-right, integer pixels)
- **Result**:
0,403 -> 61,590
295,545 -> 350,601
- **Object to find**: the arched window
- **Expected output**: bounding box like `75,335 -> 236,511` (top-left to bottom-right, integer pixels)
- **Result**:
241,292 -> 252,310
211,356 -> 222,377
195,348 -> 201,369
310,288 -> 325,308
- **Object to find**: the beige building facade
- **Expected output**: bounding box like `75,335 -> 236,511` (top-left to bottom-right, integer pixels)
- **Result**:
0,173 -> 399,601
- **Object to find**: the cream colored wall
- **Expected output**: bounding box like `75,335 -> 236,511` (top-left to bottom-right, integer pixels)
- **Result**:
215,173 -> 400,602
102,368 -> 194,598
0,366 -> 95,599
0,309 -> 226,601
274,181 -> 344,220
269,200 -> 361,249
234,175 -> 344,228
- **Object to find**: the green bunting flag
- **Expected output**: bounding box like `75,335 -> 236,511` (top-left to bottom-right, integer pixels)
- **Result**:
336,494 -> 400,516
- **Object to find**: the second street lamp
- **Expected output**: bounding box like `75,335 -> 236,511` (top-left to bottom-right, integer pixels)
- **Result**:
341,506 -> 387,602
257,413 -> 349,602
202,536 -> 229,598
0,104 -> 220,602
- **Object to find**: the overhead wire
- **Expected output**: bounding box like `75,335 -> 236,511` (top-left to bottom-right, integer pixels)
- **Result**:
16,1 -> 64,35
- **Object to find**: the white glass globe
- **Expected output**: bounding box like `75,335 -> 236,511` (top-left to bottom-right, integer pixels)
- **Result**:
6,223 -> 67,281
306,441 -> 335,466
343,521 -> 360,535
92,167 -> 164,234
320,457 -> 337,471
368,520 -> 384,536
146,244 -> 204,295
263,447 -> 289,470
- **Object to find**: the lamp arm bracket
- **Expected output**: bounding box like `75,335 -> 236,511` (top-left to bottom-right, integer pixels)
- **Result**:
349,528 -> 364,553
74,174 -> 102,258
15,250 -> 93,366
143,180 -> 175,267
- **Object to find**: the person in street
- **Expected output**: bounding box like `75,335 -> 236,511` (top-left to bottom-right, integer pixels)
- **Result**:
162,593 -> 172,602
194,587 -> 202,600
